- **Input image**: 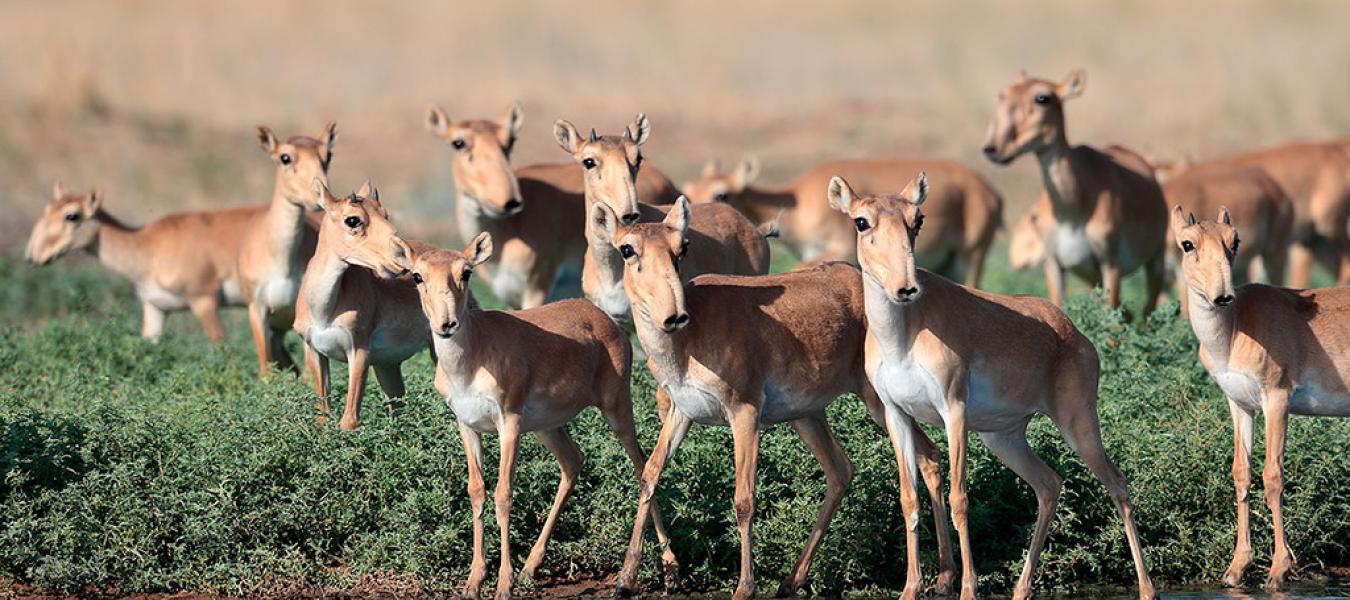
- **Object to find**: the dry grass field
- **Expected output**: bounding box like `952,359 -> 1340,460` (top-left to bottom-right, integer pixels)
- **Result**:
3,0 -> 1350,249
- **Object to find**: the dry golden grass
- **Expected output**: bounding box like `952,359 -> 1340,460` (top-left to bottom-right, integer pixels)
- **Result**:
4,0 -> 1350,247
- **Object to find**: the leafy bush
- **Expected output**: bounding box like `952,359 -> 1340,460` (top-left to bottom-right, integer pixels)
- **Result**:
1,254 -> 1347,596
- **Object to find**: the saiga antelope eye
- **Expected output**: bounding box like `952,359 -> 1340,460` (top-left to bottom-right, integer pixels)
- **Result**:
451,139 -> 466,150
854,217 -> 871,232
344,216 -> 362,228
582,158 -> 597,170
620,244 -> 636,259
411,273 -> 424,284
714,191 -> 729,202
280,153 -> 293,165
1181,240 -> 1195,253
64,213 -> 80,222
1034,94 -> 1051,105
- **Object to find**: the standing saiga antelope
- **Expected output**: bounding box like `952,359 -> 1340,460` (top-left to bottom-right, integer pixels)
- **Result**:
552,116 -> 772,325
596,202 -> 957,600
392,233 -> 679,600
683,156 -> 1003,285
237,123 -> 333,376
1171,206 -> 1350,591
425,103 -> 681,308
984,69 -> 1168,316
25,182 -> 260,342
292,180 -> 428,430
1191,141 -> 1350,288
832,173 -> 1156,600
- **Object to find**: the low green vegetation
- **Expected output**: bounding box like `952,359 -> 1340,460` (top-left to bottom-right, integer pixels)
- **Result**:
1,252 -> 1347,596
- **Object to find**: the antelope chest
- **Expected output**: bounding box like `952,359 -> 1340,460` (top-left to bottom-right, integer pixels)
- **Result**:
873,358 -> 947,425
367,328 -> 424,364
1051,223 -> 1095,269
664,381 -> 728,426
449,390 -> 503,433
259,273 -> 301,311
593,281 -> 631,322
760,381 -> 830,426
489,261 -> 529,307
138,281 -> 189,311
307,322 -> 354,360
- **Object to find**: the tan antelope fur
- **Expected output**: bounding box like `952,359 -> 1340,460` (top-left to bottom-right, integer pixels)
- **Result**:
426,104 -> 679,308
293,181 -> 428,431
984,69 -> 1168,315
599,202 -> 957,599
833,173 -> 1156,600
26,182 -> 259,342
1171,206 -> 1350,591
395,235 -> 677,600
555,116 -> 771,325
684,156 -> 1003,284
1195,141 -> 1350,288
237,123 -> 333,376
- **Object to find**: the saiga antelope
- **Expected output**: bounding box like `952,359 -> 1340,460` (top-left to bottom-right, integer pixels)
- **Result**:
393,234 -> 678,600
1010,165 -> 1295,317
984,69 -> 1168,316
237,123 -> 332,377
1159,164 -> 1294,315
26,182 -> 259,342
292,181 -> 428,430
596,203 -> 957,600
1171,206 -> 1350,591
553,116 -> 772,325
425,103 -> 681,308
1196,141 -> 1350,288
832,173 -> 1156,600
683,156 -> 1003,285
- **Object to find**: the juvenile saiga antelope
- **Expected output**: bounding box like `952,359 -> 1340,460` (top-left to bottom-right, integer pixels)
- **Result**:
597,202 -> 957,600
553,116 -> 772,325
237,123 -> 333,376
832,173 -> 1156,600
985,70 -> 1168,315
394,233 -> 679,600
425,103 -> 680,308
1171,205 -> 1350,591
683,156 -> 1003,285
293,180 -> 428,430
26,182 -> 258,342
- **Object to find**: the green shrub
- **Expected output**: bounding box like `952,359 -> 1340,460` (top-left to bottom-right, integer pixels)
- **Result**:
1,254 -> 1347,595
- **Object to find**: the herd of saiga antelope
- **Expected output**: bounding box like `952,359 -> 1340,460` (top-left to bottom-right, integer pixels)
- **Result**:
21,69 -> 1350,600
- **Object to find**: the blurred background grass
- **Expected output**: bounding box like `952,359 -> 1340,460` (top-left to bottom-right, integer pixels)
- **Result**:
3,0 -> 1350,252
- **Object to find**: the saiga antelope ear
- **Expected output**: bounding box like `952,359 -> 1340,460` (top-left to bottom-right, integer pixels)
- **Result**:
827,176 -> 856,214
465,231 -> 494,267
85,188 -> 103,215
1168,205 -> 1191,241
1058,68 -> 1087,101
257,126 -> 278,154
700,159 -> 721,178
52,179 -> 67,200
626,113 -> 651,146
319,121 -> 338,167
901,171 -> 928,206
312,178 -> 337,212
664,196 -> 691,236
499,102 -> 524,147
1218,205 -> 1232,226
356,180 -> 375,200
732,156 -> 760,191
553,119 -> 582,155
589,201 -> 621,245
392,238 -> 416,271
426,105 -> 451,137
